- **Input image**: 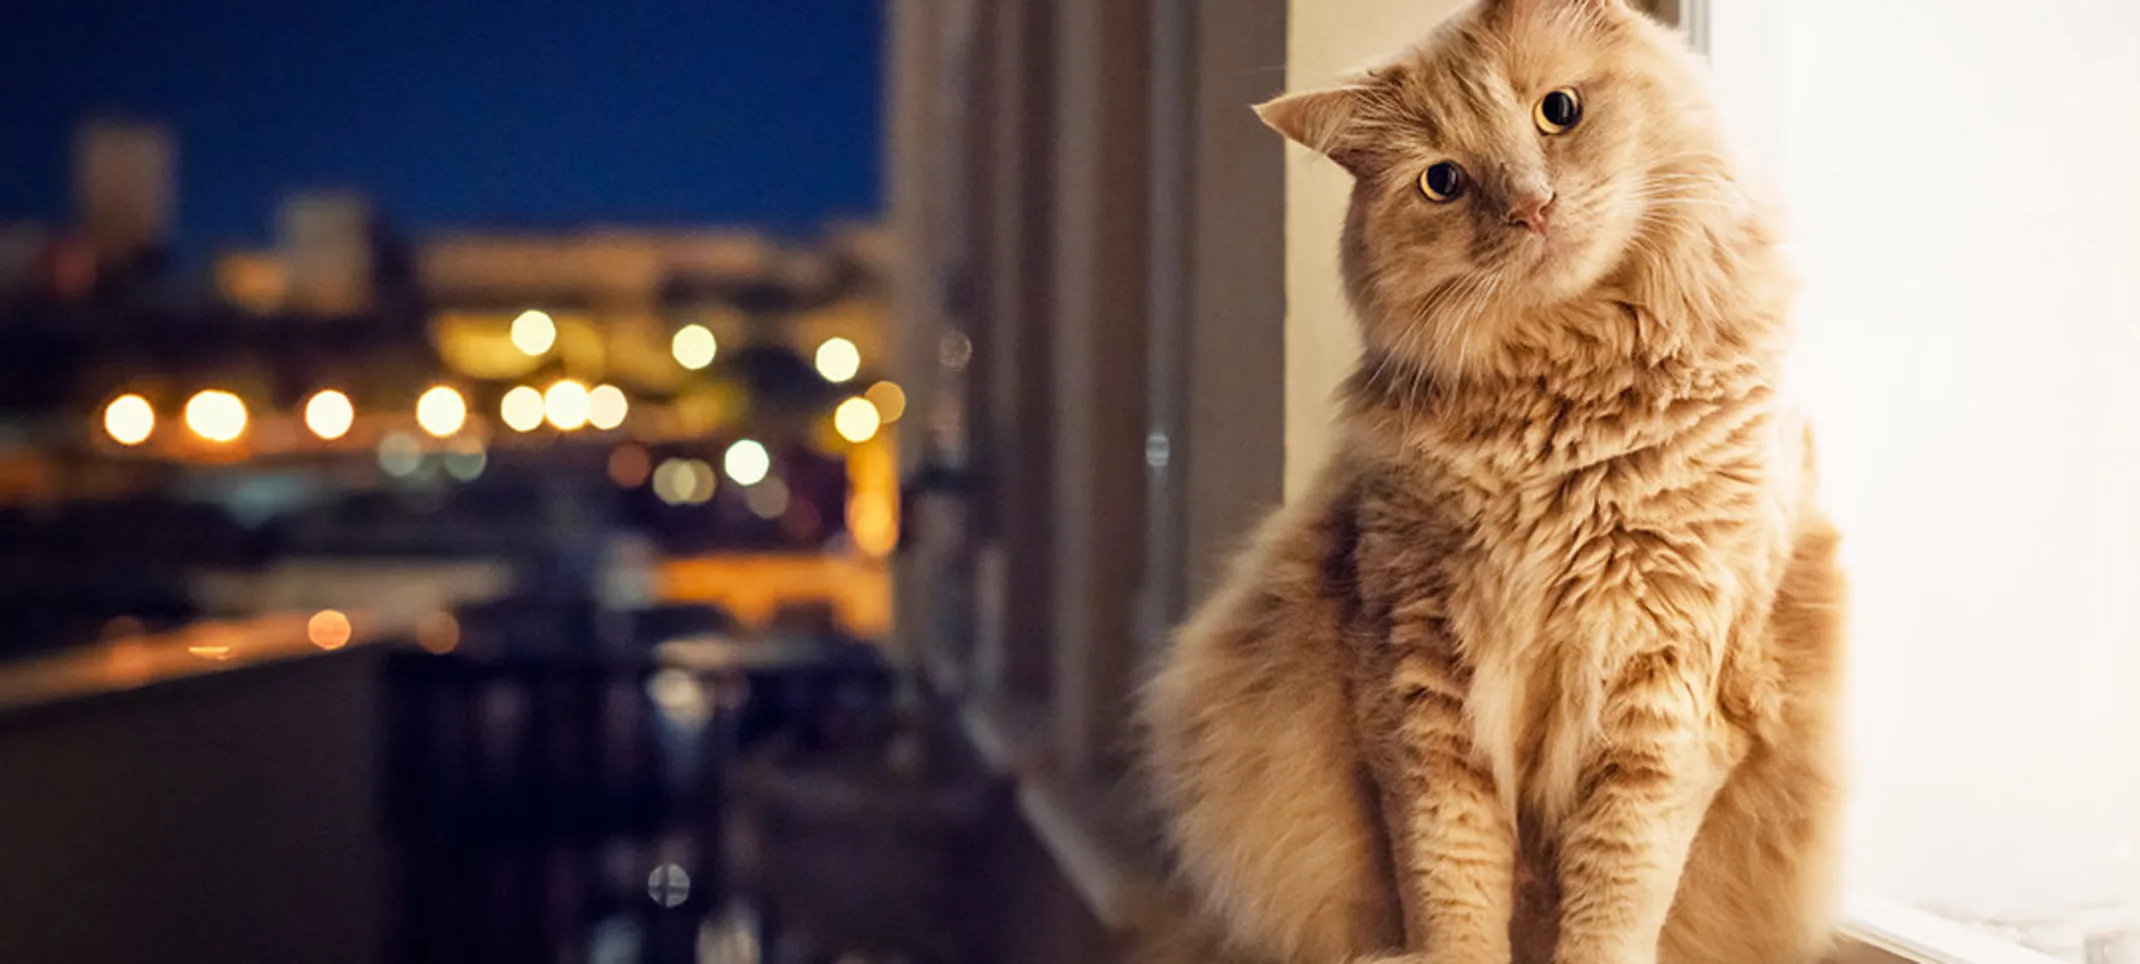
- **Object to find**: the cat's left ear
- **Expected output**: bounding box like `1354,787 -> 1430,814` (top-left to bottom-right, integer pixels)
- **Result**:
1255,86 -> 1372,167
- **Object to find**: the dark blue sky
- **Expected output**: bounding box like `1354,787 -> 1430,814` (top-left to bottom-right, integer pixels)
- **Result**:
0,0 -> 884,260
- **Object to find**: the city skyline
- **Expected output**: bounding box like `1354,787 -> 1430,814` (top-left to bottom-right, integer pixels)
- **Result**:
0,0 -> 886,264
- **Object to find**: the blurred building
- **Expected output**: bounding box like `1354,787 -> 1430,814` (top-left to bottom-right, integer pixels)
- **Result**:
277,192 -> 378,316
73,119 -> 175,275
0,222 -> 48,297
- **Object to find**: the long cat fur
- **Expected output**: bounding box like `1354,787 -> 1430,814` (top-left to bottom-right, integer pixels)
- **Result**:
1138,1 -> 1847,962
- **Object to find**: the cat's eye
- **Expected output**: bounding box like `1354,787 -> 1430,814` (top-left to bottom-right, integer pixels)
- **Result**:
1535,88 -> 1583,135
1419,161 -> 1466,202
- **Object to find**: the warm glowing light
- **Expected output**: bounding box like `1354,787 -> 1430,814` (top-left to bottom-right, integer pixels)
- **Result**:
848,493 -> 899,557
609,445 -> 652,488
864,381 -> 907,423
304,390 -> 354,440
501,385 -> 545,432
308,610 -> 353,650
587,384 -> 628,430
723,439 -> 771,486
833,397 -> 881,444
672,324 -> 718,370
814,337 -> 861,383
442,437 -> 487,481
647,669 -> 709,727
652,458 -> 718,506
510,309 -> 556,355
416,385 -> 468,438
378,431 -> 423,478
416,611 -> 459,655
183,390 -> 247,443
746,477 -> 790,519
103,394 -> 154,446
188,645 -> 233,661
544,379 -> 591,431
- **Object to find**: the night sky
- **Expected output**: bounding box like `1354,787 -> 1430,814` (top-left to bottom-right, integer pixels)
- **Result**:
0,0 -> 885,261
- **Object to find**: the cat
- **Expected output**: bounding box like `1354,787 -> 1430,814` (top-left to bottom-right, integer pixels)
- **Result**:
1138,1 -> 1847,963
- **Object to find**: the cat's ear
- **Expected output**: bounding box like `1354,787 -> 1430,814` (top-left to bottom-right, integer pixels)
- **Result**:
1483,0 -> 1624,20
1255,86 -> 1372,164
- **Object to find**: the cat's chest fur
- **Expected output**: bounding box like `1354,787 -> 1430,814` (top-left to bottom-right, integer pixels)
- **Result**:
1359,365 -> 1789,823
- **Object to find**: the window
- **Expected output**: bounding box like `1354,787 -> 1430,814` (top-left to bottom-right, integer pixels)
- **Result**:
1706,0 -> 2140,959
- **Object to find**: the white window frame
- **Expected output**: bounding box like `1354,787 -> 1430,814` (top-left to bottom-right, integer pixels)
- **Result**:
1689,1 -> 2104,962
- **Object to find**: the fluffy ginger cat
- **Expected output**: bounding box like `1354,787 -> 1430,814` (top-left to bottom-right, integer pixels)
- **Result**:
1138,1 -> 1847,963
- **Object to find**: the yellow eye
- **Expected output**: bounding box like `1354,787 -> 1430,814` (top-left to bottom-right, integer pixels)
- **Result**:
1419,161 -> 1466,202
1535,87 -> 1583,135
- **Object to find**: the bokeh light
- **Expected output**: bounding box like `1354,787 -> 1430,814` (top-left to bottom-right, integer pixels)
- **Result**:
723,439 -> 771,486
183,390 -> 248,443
672,324 -> 718,370
647,670 -> 709,729
308,610 -> 352,650
304,390 -> 354,441
510,309 -> 556,355
746,477 -> 791,519
416,385 -> 468,438
103,394 -> 154,446
377,431 -> 423,478
833,397 -> 881,444
500,385 -> 545,432
443,437 -> 487,481
848,492 -> 898,557
587,384 -> 629,431
648,863 -> 692,908
416,611 -> 460,655
652,458 -> 718,506
609,444 -> 653,488
815,337 -> 861,383
544,379 -> 591,431
864,381 -> 907,423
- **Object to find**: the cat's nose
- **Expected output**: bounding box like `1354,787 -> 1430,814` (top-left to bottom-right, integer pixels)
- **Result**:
1506,191 -> 1556,234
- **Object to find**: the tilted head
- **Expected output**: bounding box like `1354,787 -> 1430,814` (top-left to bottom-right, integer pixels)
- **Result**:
1264,0 -> 1762,383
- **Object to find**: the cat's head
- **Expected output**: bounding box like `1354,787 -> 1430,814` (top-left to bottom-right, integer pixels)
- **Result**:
1263,0 -> 1739,381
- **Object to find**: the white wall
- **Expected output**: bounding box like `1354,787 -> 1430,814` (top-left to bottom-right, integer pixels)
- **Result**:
1713,0 -> 2140,937
1282,0 -> 1469,497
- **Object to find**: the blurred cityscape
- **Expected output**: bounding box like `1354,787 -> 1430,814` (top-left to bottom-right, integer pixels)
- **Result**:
1,117 -> 902,650
0,110 -> 926,963
7,1 -> 2127,963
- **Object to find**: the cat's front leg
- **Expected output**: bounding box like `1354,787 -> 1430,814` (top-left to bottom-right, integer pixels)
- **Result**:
1377,646 -> 1518,964
1552,647 -> 1725,964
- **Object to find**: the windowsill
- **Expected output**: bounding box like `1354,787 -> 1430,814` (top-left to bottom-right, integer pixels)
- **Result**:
958,696 -> 1054,777
958,697 -> 1172,931
958,698 -> 2026,964
1014,773 -> 1171,933
1839,896 -> 2071,964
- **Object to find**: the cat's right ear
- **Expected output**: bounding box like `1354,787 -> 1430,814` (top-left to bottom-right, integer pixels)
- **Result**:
1255,86 -> 1370,167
